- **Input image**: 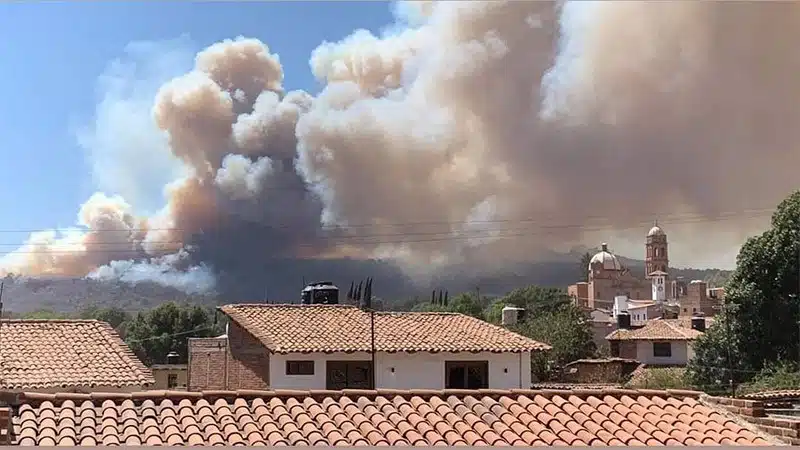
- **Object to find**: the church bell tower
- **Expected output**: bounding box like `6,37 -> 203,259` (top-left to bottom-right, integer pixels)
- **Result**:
645,221 -> 669,279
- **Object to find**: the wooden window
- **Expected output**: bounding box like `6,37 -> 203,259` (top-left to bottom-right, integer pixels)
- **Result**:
326,361 -> 373,389
445,361 -> 489,389
286,360 -> 315,375
610,341 -> 621,357
167,374 -> 178,389
652,342 -> 672,358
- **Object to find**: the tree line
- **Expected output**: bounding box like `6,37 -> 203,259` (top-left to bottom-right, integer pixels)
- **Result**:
687,190 -> 800,393
408,285 -> 596,380
14,302 -> 225,366
16,284 -> 598,380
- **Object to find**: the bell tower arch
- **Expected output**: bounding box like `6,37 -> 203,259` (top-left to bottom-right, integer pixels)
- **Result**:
645,221 -> 669,279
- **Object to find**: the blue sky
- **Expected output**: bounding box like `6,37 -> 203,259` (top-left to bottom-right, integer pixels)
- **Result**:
0,1 -> 395,241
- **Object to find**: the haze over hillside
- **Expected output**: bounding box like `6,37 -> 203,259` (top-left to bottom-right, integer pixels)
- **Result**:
2,252 -> 730,314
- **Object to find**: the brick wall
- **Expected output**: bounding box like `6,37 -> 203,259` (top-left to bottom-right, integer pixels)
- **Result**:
610,341 -> 637,359
226,321 -> 270,390
187,322 -> 271,391
562,359 -> 641,384
701,396 -> 800,444
188,337 -> 228,391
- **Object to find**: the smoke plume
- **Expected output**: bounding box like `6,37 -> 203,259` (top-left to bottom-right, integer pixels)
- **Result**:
1,1 -> 797,295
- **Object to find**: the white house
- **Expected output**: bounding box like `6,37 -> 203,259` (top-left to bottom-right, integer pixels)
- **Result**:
188,304 -> 549,391
605,316 -> 706,366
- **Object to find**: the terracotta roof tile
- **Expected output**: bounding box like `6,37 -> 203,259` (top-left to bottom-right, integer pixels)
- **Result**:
219,304 -> 550,353
0,320 -> 153,390
606,319 -> 703,341
664,317 -> 716,329
7,388 -> 776,446
741,389 -> 800,401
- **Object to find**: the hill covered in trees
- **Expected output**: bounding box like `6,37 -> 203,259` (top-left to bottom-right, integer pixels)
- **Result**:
0,251 -> 731,315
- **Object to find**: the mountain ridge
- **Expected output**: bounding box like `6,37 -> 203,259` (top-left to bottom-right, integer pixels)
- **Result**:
0,253 -> 731,314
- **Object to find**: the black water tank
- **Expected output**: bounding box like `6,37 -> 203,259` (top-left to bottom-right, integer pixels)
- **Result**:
166,351 -> 180,364
617,312 -> 631,329
691,315 -> 706,332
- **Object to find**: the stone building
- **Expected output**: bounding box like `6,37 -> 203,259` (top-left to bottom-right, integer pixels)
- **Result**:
568,223 -> 669,310
569,222 -> 728,329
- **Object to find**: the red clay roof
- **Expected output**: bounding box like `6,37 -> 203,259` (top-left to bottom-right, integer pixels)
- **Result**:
9,388 -> 775,446
0,320 -> 153,390
219,304 -> 550,353
606,319 -> 704,341
741,390 -> 800,401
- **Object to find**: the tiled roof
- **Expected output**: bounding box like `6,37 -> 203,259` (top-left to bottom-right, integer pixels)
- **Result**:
741,390 -> 800,401
0,320 -> 153,390
664,317 -> 716,329
8,388 -> 775,446
219,304 -> 550,353
606,319 -> 704,341
530,383 -> 623,389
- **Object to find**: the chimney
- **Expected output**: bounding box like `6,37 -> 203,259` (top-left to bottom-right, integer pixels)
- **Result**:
691,314 -> 706,332
166,351 -> 180,364
617,311 -> 631,329
501,306 -> 525,326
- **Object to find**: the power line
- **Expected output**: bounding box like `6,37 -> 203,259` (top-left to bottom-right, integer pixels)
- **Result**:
0,209 -> 775,255
0,207 -> 775,235
125,325 -> 219,344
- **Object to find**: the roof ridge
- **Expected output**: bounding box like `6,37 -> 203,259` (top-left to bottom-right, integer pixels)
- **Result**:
376,311 -> 465,316
661,320 -> 698,339
220,303 -> 358,309
0,319 -> 103,323
7,387 -> 704,407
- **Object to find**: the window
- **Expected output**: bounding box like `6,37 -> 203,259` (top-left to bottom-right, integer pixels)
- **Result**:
610,341 -> 621,357
326,361 -> 373,389
167,374 -> 178,389
652,342 -> 672,358
445,361 -> 489,389
286,360 -> 315,375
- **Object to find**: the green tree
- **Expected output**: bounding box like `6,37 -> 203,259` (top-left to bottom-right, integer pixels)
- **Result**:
124,302 -> 222,366
688,190 -> 800,389
513,303 -> 596,381
79,306 -> 131,337
500,285 -> 571,315
579,251 -> 594,282
412,292 -> 485,319
19,309 -> 71,319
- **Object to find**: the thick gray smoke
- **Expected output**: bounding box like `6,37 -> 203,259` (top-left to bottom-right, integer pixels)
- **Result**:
0,1 -> 795,296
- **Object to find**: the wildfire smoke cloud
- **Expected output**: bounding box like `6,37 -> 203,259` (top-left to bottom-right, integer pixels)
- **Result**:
1,1 -> 797,293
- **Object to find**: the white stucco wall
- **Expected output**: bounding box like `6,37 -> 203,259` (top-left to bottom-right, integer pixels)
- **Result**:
269,351 -> 532,390
635,340 -> 692,366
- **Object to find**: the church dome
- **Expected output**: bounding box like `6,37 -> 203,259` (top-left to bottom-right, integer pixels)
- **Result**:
589,243 -> 623,271
648,223 -> 665,237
